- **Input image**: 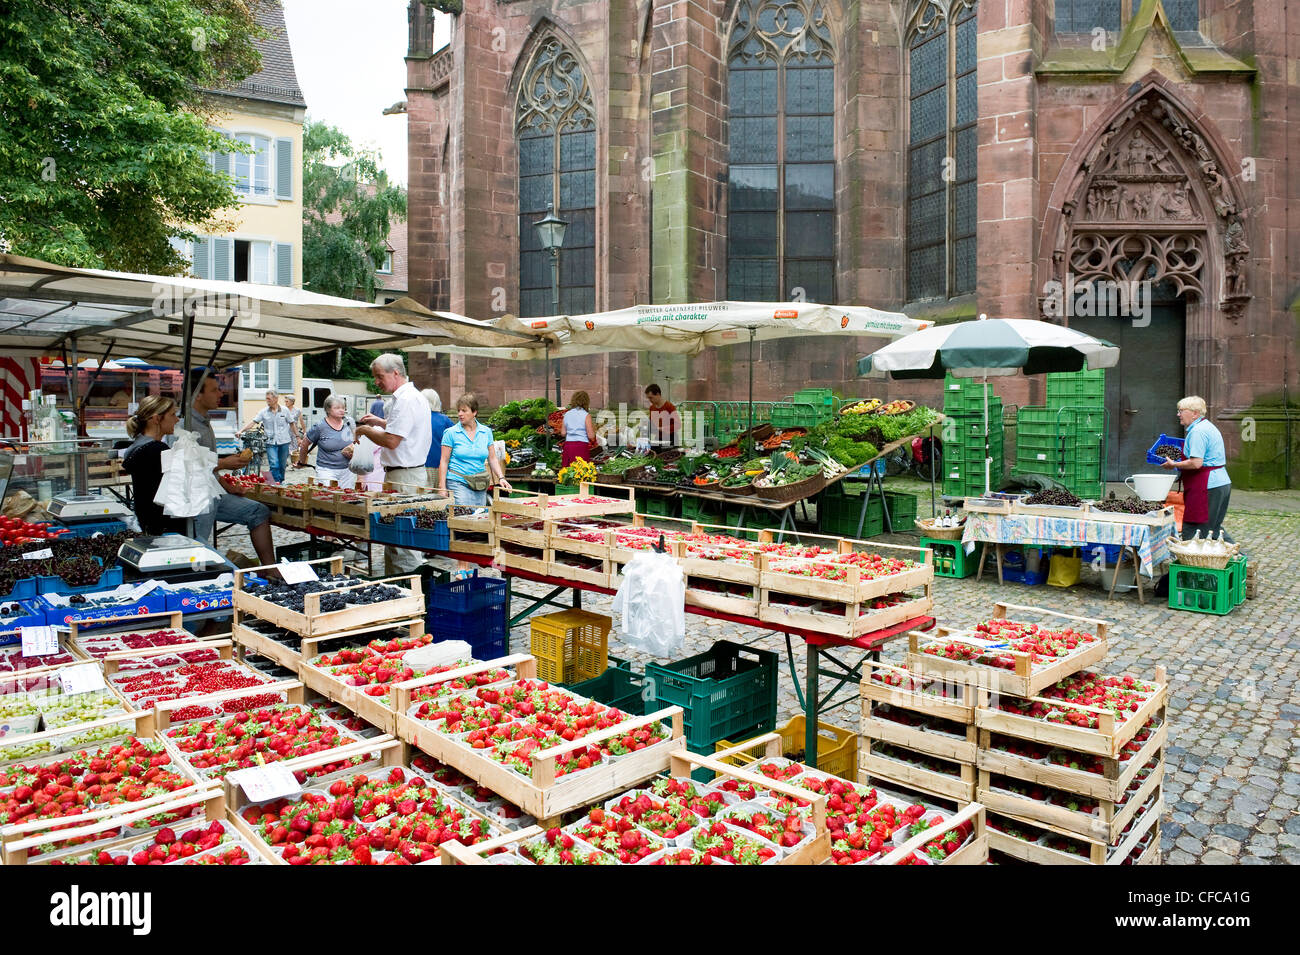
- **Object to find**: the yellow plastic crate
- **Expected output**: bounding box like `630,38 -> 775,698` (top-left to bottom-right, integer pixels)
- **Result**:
528,609 -> 611,684
716,716 -> 859,781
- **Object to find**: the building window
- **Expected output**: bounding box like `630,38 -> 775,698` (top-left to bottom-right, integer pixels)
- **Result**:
516,36 -> 596,317
232,134 -> 272,197
1055,1 -> 1121,34
241,359 -> 293,394
1137,0 -> 1198,32
726,0 -> 835,304
378,251 -> 393,274
906,0 -> 976,303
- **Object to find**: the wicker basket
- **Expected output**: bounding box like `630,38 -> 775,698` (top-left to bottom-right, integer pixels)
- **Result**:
737,423 -> 776,443
654,448 -> 686,466
1168,540 -> 1239,569
914,518 -> 964,539
754,474 -> 825,502
593,471 -> 626,485
718,481 -> 755,497
879,400 -> 916,416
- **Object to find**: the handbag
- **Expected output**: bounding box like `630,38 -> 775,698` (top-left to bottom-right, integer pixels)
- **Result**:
464,470 -> 491,492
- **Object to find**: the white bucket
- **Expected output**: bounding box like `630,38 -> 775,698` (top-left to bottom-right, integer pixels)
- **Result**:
1124,473 -> 1176,501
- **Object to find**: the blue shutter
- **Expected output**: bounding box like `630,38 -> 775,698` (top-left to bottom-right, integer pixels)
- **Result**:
276,358 -> 294,394
191,238 -> 210,279
274,242 -> 293,287
212,237 -> 234,281
276,137 -> 293,200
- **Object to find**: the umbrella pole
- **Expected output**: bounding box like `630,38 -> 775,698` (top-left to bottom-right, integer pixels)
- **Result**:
747,327 -> 755,458
983,373 -> 991,496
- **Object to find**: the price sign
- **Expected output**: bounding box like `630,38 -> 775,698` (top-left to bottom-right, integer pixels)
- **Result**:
59,663 -> 107,696
21,626 -> 58,657
228,764 -> 302,803
278,561 -> 319,585
21,548 -> 53,560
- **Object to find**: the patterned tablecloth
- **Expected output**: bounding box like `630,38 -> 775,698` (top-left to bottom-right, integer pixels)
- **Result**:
961,512 -> 1176,577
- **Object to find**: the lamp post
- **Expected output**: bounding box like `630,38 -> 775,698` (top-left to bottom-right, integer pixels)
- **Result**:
534,207 -> 568,407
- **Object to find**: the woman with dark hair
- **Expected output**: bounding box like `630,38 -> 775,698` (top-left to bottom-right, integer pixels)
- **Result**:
561,391 -> 597,467
121,395 -> 188,535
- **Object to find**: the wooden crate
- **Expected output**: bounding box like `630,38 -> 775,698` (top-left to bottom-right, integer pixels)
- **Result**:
860,658 -> 978,725
232,557 -> 425,638
859,735 -> 978,804
974,667 -> 1169,759
448,525 -> 496,556
490,482 -> 636,523
758,539 -> 932,607
759,584 -> 933,640
151,678 -> 306,733
499,540 -> 549,577
1080,503 -> 1177,527
233,613 -> 424,674
1009,500 -> 1090,519
907,602 -> 1111,698
66,610 -> 186,655
874,802 -> 987,866
960,495 -> 1021,516
977,756 -> 1163,845
985,793 -> 1163,865
976,718 -> 1167,803
684,579 -> 760,617
861,696 -> 978,765
398,696 -> 685,823
546,548 -> 613,589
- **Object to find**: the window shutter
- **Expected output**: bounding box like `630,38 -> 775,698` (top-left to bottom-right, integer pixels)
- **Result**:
276,358 -> 294,393
241,366 -> 252,390
191,238 -> 211,279
276,138 -> 294,200
274,242 -> 293,287
212,237 -> 234,281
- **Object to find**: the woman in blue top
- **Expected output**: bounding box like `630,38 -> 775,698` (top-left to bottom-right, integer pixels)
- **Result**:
438,393 -> 512,505
295,395 -> 356,489
422,388 -> 454,486
1161,395 -> 1233,542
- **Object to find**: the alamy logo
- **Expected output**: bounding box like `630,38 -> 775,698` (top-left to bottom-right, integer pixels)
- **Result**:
49,886 -> 152,936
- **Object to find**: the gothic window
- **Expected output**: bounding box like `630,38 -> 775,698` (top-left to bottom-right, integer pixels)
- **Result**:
726,1 -> 835,304
1140,0 -> 1199,33
516,37 -> 596,317
906,0 -> 975,302
1055,1 -> 1121,34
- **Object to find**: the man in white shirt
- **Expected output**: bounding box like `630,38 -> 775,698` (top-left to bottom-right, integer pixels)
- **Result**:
355,354 -> 432,575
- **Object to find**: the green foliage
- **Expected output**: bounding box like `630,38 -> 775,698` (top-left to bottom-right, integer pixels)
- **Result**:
486,398 -> 556,433
302,346 -> 399,383
827,437 -> 878,469
0,0 -> 264,271
301,120 -> 406,301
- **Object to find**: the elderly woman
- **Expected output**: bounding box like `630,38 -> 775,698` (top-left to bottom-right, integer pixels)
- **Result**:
296,394 -> 356,489
1161,395 -> 1234,542
422,388 -> 454,488
237,390 -> 292,483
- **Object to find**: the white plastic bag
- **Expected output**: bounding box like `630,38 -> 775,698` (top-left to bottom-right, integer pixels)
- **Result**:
156,428 -> 225,518
612,549 -> 685,656
404,641 -> 472,672
348,436 -> 376,475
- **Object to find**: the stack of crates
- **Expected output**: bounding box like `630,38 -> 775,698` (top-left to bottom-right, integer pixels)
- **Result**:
427,574 -> 509,660
941,375 -> 1005,497
818,481 -> 883,538
771,388 -> 836,430
1016,401 -> 1106,500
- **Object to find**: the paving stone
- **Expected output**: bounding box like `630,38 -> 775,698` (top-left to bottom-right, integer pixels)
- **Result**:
1201,849 -> 1236,864
1184,820 -> 1211,839
1205,834 -> 1242,855
1214,822 -> 1253,841
1165,848 -> 1197,865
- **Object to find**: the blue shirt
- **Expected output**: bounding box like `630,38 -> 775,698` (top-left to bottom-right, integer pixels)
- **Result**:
426,412 -> 453,469
441,421 -> 493,479
1184,417 -> 1230,489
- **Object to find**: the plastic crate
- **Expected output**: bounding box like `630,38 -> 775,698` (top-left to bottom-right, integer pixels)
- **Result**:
998,547 -> 1050,586
0,577 -> 40,603
715,716 -> 858,780
51,519 -> 128,538
428,574 -> 509,616
1169,558 -> 1245,615
819,494 -> 883,538
368,513 -> 404,545
432,612 -> 507,660
770,402 -> 825,430
681,495 -> 724,526
562,656 -> 645,715
947,392 -> 1004,417
0,598 -> 47,634
635,494 -> 679,519
920,537 -> 976,578
1147,433 -> 1186,466
403,516 -> 449,551
883,490 -> 918,527
643,640 -> 778,753
1046,369 -> 1106,406
529,609 -> 611,684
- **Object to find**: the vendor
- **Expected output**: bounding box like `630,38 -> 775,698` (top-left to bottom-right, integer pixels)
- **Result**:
121,395 -> 188,536
644,383 -> 679,448
1161,395 -> 1233,542
561,391 -> 597,467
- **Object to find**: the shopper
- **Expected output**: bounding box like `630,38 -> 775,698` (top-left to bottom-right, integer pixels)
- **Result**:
283,395 -> 305,445
423,388 -> 454,487
1161,395 -> 1234,542
561,390 -> 597,467
644,383 -> 680,448
237,390 -> 292,483
362,395 -> 388,490
296,394 -> 356,489
185,369 -> 276,567
121,395 -> 188,536
438,393 -> 512,576
355,354 -> 433,574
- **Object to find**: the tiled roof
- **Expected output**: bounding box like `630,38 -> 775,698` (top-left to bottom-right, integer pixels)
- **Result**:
211,1 -> 306,107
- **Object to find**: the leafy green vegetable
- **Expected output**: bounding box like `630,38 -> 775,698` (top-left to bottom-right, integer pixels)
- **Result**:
827,437 -> 878,468
486,398 -> 557,432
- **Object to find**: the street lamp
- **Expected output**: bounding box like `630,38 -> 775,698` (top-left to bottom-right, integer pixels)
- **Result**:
534,206 -> 568,406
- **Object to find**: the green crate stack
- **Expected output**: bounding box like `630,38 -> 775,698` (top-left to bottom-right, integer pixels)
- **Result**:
770,400 -> 826,430
883,490 -> 918,528
1169,557 -> 1246,615
681,495 -> 724,526
635,494 -> 680,519
1015,406 -> 1105,499
818,487 -> 883,538
1046,369 -> 1106,410
920,536 -> 977,578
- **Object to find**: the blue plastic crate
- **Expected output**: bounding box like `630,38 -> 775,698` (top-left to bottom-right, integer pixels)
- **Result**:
429,612 -> 507,661
52,519 -> 128,538
1083,543 -> 1125,566
37,588 -> 168,628
0,577 -> 40,602
428,574 -> 508,616
1146,434 -> 1186,466
0,599 -> 47,636
37,562 -> 124,596
402,516 -> 449,551
368,512 -> 404,545
165,585 -> 234,613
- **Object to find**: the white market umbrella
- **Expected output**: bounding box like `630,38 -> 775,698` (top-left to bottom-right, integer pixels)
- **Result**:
859,317 -> 1119,494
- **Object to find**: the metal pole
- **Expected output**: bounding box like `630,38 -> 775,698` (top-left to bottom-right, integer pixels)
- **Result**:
68,337 -> 87,495
544,341 -> 550,408
983,373 -> 991,495
747,327 -> 755,457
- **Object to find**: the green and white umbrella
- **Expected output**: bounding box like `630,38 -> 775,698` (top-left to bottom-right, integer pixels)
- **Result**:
858,317 -> 1119,494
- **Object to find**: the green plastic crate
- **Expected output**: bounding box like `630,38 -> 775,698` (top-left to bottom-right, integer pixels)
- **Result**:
643,641 -> 778,753
820,506 -> 884,539
770,401 -> 825,430
1169,558 -> 1246,615
920,536 -> 977,578
562,656 -> 645,714
681,495 -> 724,526
883,490 -> 918,528
635,494 -> 680,518
1046,370 -> 1106,407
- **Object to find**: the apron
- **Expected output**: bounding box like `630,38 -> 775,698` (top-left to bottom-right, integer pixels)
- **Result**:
1180,420 -> 1220,525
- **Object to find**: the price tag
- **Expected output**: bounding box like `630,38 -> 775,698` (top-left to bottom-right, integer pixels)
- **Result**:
228,764 -> 302,803
21,626 -> 58,657
59,663 -> 107,696
277,561 -> 319,585
22,548 -> 53,560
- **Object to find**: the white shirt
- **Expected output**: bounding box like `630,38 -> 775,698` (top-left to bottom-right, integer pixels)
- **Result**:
379,379 -> 432,468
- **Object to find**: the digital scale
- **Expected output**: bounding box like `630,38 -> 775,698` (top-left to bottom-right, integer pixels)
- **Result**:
47,491 -> 132,522
117,534 -> 227,575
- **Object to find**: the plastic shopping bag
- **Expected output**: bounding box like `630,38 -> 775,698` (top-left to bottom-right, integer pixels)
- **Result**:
157,428 -> 225,518
1047,551 -> 1082,588
348,436 -> 376,475
612,549 -> 686,656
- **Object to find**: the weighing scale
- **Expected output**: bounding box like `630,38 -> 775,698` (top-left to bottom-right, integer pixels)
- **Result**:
47,491 -> 132,522
117,534 -> 227,576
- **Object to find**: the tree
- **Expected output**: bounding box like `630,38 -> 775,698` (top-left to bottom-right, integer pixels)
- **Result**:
301,120 -> 406,302
0,0 -> 265,273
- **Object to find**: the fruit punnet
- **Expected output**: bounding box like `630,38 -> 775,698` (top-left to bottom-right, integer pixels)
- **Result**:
243,574 -> 408,613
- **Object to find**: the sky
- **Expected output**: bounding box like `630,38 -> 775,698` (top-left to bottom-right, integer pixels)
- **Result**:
280,1 -> 450,185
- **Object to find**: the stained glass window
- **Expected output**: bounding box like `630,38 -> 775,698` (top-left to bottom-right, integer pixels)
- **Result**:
727,1 -> 835,303
1136,0 -> 1198,32
1056,1 -> 1121,34
516,37 -> 596,318
907,0 -> 976,302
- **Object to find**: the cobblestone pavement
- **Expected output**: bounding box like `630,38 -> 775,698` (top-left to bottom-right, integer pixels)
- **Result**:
229,465 -> 1299,864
